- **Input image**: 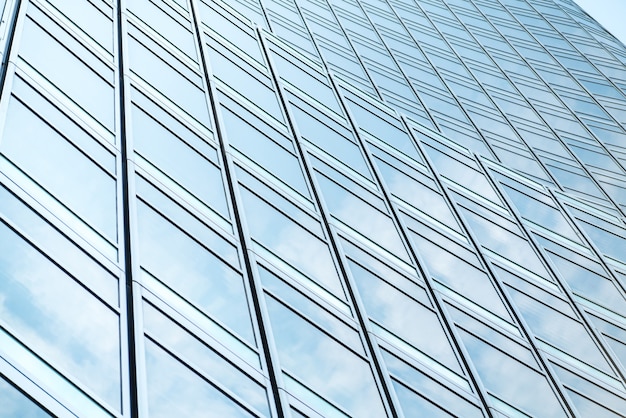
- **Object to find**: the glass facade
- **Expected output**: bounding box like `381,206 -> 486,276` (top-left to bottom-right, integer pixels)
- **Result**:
0,0 -> 625,416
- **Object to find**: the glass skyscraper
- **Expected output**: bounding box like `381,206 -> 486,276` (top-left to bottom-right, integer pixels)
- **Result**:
1,0 -> 626,416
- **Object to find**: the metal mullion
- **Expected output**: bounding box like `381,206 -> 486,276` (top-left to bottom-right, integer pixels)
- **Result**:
483,0 -> 626,212
187,1 -> 285,417
477,153 -> 626,396
382,0 -> 500,160
457,0 -> 626,223
281,4 -> 495,413
114,1 -> 140,417
0,0 -> 23,96
406,121 -> 576,416
256,24 -> 400,418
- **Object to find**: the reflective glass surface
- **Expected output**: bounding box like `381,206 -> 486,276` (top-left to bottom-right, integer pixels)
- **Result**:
2,0 -> 626,416
0,378 -> 50,418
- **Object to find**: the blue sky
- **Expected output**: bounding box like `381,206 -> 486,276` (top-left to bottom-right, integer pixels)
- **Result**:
574,0 -> 626,46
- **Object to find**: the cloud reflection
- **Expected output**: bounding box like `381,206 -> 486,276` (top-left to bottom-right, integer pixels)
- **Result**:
266,295 -> 386,417
0,223 -> 120,409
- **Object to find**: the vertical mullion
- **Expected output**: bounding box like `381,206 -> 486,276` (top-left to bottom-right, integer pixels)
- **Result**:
0,0 -> 21,96
187,1 -> 286,417
255,24 -> 401,418
115,0 -> 139,417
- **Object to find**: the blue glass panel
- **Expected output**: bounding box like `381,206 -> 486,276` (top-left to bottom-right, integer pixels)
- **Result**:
265,294 -> 387,417
145,339 -> 254,418
0,222 -> 121,409
137,201 -> 254,343
239,186 -> 345,298
2,97 -> 117,241
458,329 -> 566,418
0,378 -> 51,418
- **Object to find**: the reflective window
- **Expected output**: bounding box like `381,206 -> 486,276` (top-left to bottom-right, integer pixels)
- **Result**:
264,294 -> 387,417
459,205 -> 552,280
552,362 -> 626,417
506,286 -> 612,375
347,259 -> 463,375
406,218 -> 512,322
127,24 -> 209,125
1,93 -> 117,242
344,94 -> 423,162
0,184 -> 119,307
259,265 -> 363,352
136,198 -> 254,343
11,76 -> 115,172
145,339 -> 254,418
536,235 -> 626,316
198,1 -> 264,63
499,181 -> 582,245
382,349 -> 484,418
0,378 -> 51,418
19,7 -> 115,130
313,164 -> 410,262
127,0 -> 196,59
221,101 -> 309,197
457,328 -> 566,418
589,314 -> 626,370
131,100 -> 229,219
143,302 -> 270,416
216,0 -> 268,29
238,184 -> 345,298
571,211 -> 626,265
289,98 -> 371,179
44,0 -> 113,53
208,41 -> 283,122
419,138 -> 502,206
0,222 -> 121,409
271,44 -> 341,114
373,151 -> 461,233
340,237 -> 431,307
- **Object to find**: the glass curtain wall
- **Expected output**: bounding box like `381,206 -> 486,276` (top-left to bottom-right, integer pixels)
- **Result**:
0,0 -> 626,417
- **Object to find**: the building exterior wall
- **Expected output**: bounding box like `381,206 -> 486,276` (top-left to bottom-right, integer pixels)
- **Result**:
0,0 -> 626,416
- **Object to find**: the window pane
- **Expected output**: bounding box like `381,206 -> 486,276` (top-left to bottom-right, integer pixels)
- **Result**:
1,96 -> 117,241
382,349 -> 483,418
128,0 -> 196,59
0,184 -> 118,306
408,226 -> 512,322
221,105 -> 309,196
265,295 -> 387,417
0,378 -> 51,418
348,260 -> 462,375
458,329 -> 566,418
143,303 -> 270,416
45,0 -> 113,52
127,26 -> 209,125
315,171 -> 410,262
239,186 -> 344,298
0,223 -> 121,409
507,286 -> 612,374
132,103 -> 229,218
137,201 -> 254,343
19,11 -> 114,129
145,339 -> 253,418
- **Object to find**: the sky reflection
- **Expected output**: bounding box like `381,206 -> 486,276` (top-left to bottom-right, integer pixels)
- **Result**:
265,295 -> 386,417
0,222 -> 120,409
